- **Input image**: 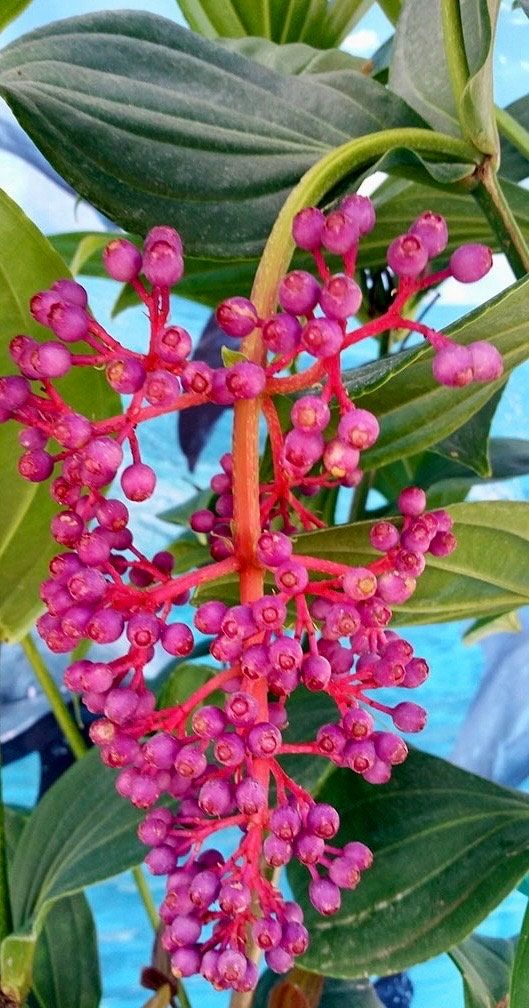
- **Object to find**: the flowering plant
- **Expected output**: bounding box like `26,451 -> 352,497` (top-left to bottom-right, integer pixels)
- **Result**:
0,2 -> 528,1008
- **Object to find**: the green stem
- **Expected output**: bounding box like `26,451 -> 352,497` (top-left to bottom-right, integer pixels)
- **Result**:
510,899 -> 529,1008
20,635 -> 86,760
441,0 -> 470,111
252,127 -> 477,307
473,161 -> 529,278
495,104 -> 529,163
131,866 -> 159,931
0,754 -> 13,942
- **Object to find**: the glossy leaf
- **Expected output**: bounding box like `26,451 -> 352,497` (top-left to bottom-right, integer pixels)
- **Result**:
167,532 -> 210,574
0,190 -> 118,643
294,501 -> 529,624
354,275 -> 529,471
429,392 -> 502,478
500,96 -> 529,182
288,749 -> 529,977
10,747 -> 144,931
0,0 -> 33,31
510,901 -> 529,1008
219,37 -> 365,74
390,0 -> 499,154
449,933 -> 515,1008
156,661 -> 217,710
281,687 -> 338,794
0,12 -> 423,259
463,610 -> 522,647
30,895 -> 101,1008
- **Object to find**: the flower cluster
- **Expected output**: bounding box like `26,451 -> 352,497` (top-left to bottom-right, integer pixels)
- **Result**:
0,196 -> 503,991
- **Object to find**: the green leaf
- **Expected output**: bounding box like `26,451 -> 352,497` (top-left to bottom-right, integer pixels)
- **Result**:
431,391 -> 502,477
254,968 -> 384,1008
510,901 -> 529,1008
281,688 -> 338,794
500,96 -> 529,182
288,749 -> 529,977
389,0 -> 499,153
156,660 -> 217,709
0,190 -> 119,642
0,11 -> 422,258
449,933 -> 516,1008
294,501 -> 529,624
177,0 -> 372,48
10,748 -> 145,932
167,532 -> 210,573
355,275 -> 529,471
219,37 -> 365,75
158,487 -> 213,526
30,895 -> 101,1008
463,610 -> 522,647
221,346 -> 248,367
0,0 -> 33,31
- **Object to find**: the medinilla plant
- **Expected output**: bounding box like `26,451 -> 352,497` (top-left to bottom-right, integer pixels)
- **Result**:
0,2 -> 528,1008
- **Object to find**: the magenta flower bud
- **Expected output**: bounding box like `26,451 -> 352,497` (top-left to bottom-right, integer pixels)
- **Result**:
292,206 -> 325,250
144,370 -> 180,407
171,947 -> 202,979
104,687 -> 139,725
278,270 -> 320,316
240,643 -> 270,680
433,343 -> 475,387
198,778 -> 233,816
52,279 -> 88,308
263,835 -> 292,867
282,921 -> 309,955
215,296 -> 259,338
309,877 -> 341,915
175,745 -> 208,780
374,731 -> 408,765
225,361 -> 266,399
265,946 -> 294,974
398,485 -> 426,516
214,733 -> 245,767
48,301 -> 89,343
256,531 -> 293,568
341,194 -> 376,235
342,567 -> 377,601
162,622 -> 194,656
194,600 -> 227,634
402,656 -> 429,687
323,602 -> 360,639
369,520 -> 399,552
394,549 -> 426,577
338,408 -> 379,450
392,701 -> 427,732
235,778 -> 267,815
121,462 -> 156,501
317,723 -> 347,757
50,510 -> 83,545
103,238 -> 142,281
428,530 -> 457,556
252,595 -> 287,630
274,561 -> 309,596
225,691 -> 259,726
328,856 -> 361,890
377,571 -> 416,605
130,776 -> 161,810
291,395 -> 330,433
320,274 -> 362,321
144,226 -> 182,254
387,233 -> 428,277
323,439 -> 360,479
322,210 -> 358,255
192,705 -> 226,739
0,374 -> 30,411
306,803 -> 339,839
19,449 -> 54,483
144,734 -> 179,769
168,916 -> 202,948
270,805 -> 302,841
469,340 -> 503,382
19,427 -> 46,451
106,357 -> 146,394
217,949 -> 247,985
221,603 -> 256,641
269,636 -> 303,674
343,841 -> 373,871
143,240 -> 184,287
31,341 -> 72,378
344,738 -> 376,773
181,360 -> 214,395
342,708 -> 374,740
54,412 -> 92,449
158,325 -> 192,364
408,211 -> 448,257
219,881 -> 252,914
247,721 -> 282,756
283,428 -> 324,475
301,653 -> 331,691
450,243 -> 492,282
262,312 -> 301,355
81,437 -> 123,488
253,916 -> 282,950
190,508 -> 215,533
300,318 -> 342,359
127,613 -> 161,648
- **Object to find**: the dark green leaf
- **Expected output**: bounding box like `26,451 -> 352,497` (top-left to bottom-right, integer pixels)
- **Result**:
0,0 -> 33,31
463,610 -> 522,646
219,37 -> 365,75
0,12 -> 423,258
167,532 -> 210,574
355,275 -> 529,470
360,145 -> 475,188
500,96 -> 529,182
341,345 -> 427,396
156,660 -> 217,709
510,901 -> 529,1008
158,487 -> 213,526
10,747 -> 145,931
390,0 -> 500,154
288,749 -> 529,977
281,688 -> 338,794
0,190 -> 119,642
432,391 -> 502,477
449,933 -> 515,1008
31,894 -> 101,1008
294,501 -> 529,624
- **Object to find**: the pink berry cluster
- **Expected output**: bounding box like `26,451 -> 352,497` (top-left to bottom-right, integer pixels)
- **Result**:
0,197 -> 503,991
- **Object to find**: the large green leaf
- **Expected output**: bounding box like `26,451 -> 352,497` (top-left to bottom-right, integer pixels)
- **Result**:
449,933 -> 516,1008
390,0 -> 499,154
354,275 -> 529,470
30,895 -> 101,1008
177,0 -> 372,48
254,968 -> 385,1008
0,12 -> 424,258
500,96 -> 529,182
288,750 -> 529,977
510,902 -> 529,1008
0,0 -> 33,31
9,748 -> 144,932
0,190 -> 118,642
219,37 -> 365,74
294,501 -> 529,624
